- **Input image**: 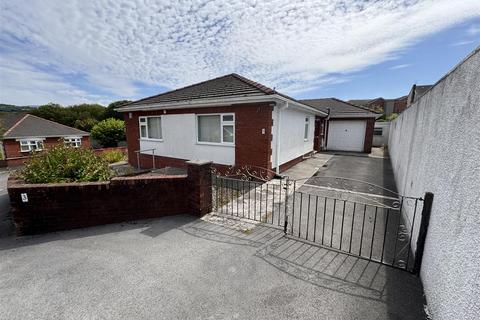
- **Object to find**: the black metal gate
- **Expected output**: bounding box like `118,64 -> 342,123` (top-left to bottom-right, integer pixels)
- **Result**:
211,169 -> 432,274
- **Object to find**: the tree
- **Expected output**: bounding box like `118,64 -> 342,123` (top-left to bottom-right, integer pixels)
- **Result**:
91,118 -> 126,147
30,103 -> 73,126
74,118 -> 99,132
103,100 -> 131,120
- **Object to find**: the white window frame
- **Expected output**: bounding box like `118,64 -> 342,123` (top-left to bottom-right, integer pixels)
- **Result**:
64,136 -> 82,147
19,138 -> 44,152
304,117 -> 310,141
139,116 -> 163,141
196,113 -> 235,146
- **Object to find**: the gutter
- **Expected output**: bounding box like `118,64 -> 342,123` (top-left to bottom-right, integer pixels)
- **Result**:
116,93 -> 328,117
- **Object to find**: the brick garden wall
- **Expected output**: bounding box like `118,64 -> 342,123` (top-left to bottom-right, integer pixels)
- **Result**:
8,160 -> 212,235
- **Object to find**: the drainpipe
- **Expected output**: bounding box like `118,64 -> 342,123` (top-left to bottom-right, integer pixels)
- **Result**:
275,101 -> 288,174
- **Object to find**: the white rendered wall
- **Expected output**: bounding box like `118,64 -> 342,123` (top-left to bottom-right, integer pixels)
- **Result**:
271,106 -> 315,168
139,113 -> 235,165
372,121 -> 390,147
388,49 -> 480,320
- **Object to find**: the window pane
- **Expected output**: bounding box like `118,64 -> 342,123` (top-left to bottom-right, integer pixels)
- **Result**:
198,115 -> 221,143
147,117 -> 162,139
304,123 -> 309,139
140,125 -> 147,138
222,115 -> 233,122
222,125 -> 234,143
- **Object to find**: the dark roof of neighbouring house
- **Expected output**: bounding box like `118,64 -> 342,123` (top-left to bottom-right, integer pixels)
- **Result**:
0,113 -> 89,139
414,85 -> 433,99
347,99 -> 373,106
120,73 -> 276,108
300,98 -> 378,118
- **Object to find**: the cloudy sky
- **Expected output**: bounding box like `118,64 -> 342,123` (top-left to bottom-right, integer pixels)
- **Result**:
0,0 -> 479,106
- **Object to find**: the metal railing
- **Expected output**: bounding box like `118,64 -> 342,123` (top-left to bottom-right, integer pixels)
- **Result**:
134,148 -> 156,170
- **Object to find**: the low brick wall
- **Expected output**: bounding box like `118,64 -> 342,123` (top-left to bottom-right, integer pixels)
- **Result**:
93,146 -> 128,155
8,160 -> 212,235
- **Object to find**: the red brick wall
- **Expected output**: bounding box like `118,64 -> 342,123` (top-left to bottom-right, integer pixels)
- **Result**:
8,161 -> 212,235
4,136 -> 90,167
393,96 -> 408,114
364,118 -> 375,153
124,103 -> 273,170
366,99 -> 385,113
314,116 -> 326,152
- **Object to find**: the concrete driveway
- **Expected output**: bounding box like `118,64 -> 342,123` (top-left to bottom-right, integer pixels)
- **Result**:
0,213 -> 426,320
309,154 -> 397,195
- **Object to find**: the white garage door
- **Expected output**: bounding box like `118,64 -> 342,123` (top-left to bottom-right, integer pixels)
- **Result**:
327,120 -> 366,152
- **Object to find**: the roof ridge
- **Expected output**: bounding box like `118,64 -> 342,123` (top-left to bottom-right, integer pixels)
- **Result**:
2,113 -> 29,137
229,73 -> 275,94
331,97 -> 378,112
122,73 -> 263,108
23,114 -> 88,135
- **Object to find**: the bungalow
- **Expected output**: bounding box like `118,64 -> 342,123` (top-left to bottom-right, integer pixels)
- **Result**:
300,98 -> 379,153
117,74 -> 328,174
0,113 -> 90,166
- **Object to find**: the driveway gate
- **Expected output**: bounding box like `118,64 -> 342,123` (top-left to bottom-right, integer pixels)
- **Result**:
211,168 -> 432,274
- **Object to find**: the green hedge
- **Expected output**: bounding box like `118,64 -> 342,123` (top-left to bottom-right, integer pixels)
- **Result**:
20,145 -> 111,183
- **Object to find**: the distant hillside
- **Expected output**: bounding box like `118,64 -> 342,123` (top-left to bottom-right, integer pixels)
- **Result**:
0,104 -> 37,112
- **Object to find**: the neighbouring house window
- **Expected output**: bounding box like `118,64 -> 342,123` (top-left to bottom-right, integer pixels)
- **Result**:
374,128 -> 383,136
64,137 -> 82,147
304,117 -> 310,141
197,114 -> 235,144
19,139 -> 44,152
139,116 -> 162,140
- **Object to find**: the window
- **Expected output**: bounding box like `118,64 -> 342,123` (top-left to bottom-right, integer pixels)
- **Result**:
64,137 -> 82,147
374,128 -> 383,136
197,114 -> 234,144
139,116 -> 162,140
304,117 -> 310,141
19,139 -> 44,152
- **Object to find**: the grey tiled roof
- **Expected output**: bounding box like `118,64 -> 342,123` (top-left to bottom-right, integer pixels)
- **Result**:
1,114 -> 89,139
347,99 -> 374,106
121,73 -> 276,108
300,98 -> 377,117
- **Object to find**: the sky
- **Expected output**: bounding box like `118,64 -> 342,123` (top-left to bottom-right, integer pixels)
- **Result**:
0,0 -> 479,106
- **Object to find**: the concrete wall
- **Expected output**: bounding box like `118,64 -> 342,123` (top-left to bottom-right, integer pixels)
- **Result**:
388,49 -> 480,320
372,122 -> 390,147
271,106 -> 315,168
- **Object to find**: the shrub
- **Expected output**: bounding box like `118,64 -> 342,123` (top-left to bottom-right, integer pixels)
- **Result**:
101,150 -> 126,163
386,113 -> 399,121
91,118 -> 125,147
20,145 -> 111,183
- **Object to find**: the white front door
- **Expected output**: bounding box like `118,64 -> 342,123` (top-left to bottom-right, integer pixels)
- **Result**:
327,120 -> 366,152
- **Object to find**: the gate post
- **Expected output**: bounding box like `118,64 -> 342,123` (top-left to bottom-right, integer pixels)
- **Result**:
413,192 -> 434,275
186,160 -> 213,216
283,177 -> 289,233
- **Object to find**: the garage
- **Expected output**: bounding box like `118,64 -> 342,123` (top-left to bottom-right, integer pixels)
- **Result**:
327,120 -> 366,152
299,98 -> 379,153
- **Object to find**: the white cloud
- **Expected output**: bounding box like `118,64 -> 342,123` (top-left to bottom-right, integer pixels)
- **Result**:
389,64 -> 412,70
451,40 -> 476,46
1,0 -> 479,105
467,24 -> 480,35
